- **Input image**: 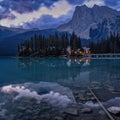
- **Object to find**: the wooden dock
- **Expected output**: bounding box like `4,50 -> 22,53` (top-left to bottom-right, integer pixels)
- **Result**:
84,54 -> 120,58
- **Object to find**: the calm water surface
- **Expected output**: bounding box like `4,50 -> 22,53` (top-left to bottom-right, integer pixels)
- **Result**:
0,57 -> 120,88
0,57 -> 120,120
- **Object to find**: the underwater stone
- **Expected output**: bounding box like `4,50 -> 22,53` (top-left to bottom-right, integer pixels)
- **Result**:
81,107 -> 92,114
55,116 -> 63,120
98,110 -> 106,115
107,106 -> 120,115
64,107 -> 78,116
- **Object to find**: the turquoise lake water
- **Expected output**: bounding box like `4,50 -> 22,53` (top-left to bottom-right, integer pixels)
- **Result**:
0,57 -> 120,120
0,57 -> 120,89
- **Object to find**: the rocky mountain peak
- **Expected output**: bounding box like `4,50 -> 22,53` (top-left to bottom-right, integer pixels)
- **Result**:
58,5 -> 120,40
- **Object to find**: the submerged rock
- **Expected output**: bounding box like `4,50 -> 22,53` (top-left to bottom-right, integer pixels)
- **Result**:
64,107 -> 78,116
0,109 -> 7,117
78,94 -> 86,101
89,97 -> 96,101
107,86 -> 115,92
98,110 -> 106,115
17,106 -> 26,111
74,93 -> 86,101
94,86 -> 101,90
107,106 -> 120,115
55,116 -> 63,120
86,92 -> 92,96
81,107 -> 92,114
79,90 -> 86,93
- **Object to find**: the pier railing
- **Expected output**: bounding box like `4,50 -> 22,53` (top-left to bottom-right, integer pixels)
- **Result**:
85,53 -> 120,58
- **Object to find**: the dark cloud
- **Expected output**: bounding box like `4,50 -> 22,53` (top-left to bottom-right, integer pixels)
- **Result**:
67,0 -> 84,5
0,0 -> 60,19
67,0 -> 120,10
0,12 -> 16,20
104,0 -> 120,10
21,14 -> 71,29
0,0 -> 60,12
0,0 -> 119,29
0,0 -> 119,16
0,6 -> 16,20
105,0 -> 118,6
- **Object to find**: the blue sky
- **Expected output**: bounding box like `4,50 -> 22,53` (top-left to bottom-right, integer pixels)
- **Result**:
0,0 -> 119,29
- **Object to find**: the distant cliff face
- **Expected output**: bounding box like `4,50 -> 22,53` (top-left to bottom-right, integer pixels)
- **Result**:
58,5 -> 120,41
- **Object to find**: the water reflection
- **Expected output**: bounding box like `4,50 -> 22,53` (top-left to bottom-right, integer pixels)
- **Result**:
66,59 -> 71,67
0,57 -> 120,90
66,58 -> 91,67
89,59 -> 120,89
17,57 -> 120,89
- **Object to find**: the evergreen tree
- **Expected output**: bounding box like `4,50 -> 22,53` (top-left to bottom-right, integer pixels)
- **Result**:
89,32 -> 120,54
18,32 -> 82,57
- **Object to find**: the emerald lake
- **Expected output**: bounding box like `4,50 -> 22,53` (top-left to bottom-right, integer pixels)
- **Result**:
0,57 -> 120,88
0,57 -> 120,120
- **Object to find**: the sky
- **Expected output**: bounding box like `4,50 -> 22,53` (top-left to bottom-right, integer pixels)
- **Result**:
0,0 -> 119,29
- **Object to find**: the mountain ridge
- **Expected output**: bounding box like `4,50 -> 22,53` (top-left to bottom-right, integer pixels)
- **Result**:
57,5 -> 120,40
0,5 -> 120,56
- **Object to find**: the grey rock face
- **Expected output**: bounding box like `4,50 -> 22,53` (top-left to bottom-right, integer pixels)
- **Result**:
58,5 -> 120,41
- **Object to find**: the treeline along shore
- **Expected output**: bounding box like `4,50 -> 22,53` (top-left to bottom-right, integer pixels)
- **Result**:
17,32 -> 120,57
17,32 -> 83,57
89,32 -> 120,54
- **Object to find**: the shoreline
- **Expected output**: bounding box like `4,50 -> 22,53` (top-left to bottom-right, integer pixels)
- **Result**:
0,81 -> 120,120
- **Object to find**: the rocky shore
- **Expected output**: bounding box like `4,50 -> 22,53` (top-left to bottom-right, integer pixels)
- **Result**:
0,82 -> 120,120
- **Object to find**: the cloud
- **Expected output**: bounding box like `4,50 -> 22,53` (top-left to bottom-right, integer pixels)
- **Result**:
105,0 -> 120,11
115,1 -> 120,11
0,0 -> 72,27
0,0 -> 60,20
67,0 -> 84,5
0,0 -> 60,13
21,14 -> 72,29
0,0 -> 119,29
83,0 -> 105,7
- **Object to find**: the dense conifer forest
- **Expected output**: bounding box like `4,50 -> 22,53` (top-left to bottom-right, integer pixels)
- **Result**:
18,32 -> 120,57
18,32 -> 82,57
89,33 -> 120,54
